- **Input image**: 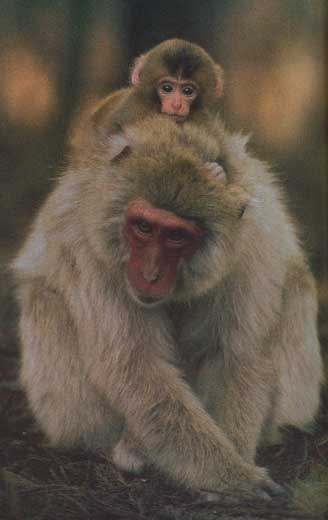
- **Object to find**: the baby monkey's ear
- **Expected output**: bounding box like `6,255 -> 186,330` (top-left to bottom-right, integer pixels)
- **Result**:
130,54 -> 148,86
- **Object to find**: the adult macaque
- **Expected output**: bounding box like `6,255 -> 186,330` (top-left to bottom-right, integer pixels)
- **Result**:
75,39 -> 224,145
13,115 -> 322,498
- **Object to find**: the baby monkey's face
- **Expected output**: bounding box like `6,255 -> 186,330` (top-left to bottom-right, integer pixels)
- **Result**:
156,76 -> 199,122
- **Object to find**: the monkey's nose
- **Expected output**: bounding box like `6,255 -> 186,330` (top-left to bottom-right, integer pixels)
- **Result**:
172,95 -> 182,111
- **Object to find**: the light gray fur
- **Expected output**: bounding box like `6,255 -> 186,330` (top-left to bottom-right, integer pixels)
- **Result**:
12,116 -> 322,496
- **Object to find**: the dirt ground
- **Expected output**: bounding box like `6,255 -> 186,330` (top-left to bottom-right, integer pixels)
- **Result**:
0,304 -> 327,520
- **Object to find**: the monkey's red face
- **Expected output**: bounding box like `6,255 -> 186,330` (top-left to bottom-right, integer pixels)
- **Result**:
124,199 -> 203,305
156,77 -> 198,122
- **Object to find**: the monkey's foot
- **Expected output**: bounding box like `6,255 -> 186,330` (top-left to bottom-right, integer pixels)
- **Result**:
112,439 -> 146,474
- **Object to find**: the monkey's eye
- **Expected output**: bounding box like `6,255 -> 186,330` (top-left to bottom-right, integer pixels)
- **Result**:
134,219 -> 153,235
160,83 -> 174,94
165,228 -> 190,245
182,85 -> 196,97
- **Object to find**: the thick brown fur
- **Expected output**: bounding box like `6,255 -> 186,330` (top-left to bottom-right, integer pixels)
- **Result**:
13,115 -> 322,497
74,39 -> 223,147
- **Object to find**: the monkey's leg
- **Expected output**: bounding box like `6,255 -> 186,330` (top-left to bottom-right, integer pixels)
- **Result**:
19,282 -> 121,451
269,264 -> 323,438
195,351 -> 274,464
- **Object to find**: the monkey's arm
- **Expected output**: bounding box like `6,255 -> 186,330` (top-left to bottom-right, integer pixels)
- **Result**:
71,279 -> 277,496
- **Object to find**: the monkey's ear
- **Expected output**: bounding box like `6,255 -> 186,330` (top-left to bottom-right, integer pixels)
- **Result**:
131,54 -> 148,86
214,64 -> 224,98
108,134 -> 132,163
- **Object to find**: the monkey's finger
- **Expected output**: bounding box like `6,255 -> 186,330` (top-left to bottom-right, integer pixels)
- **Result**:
240,479 -> 288,501
237,483 -> 272,502
203,161 -> 226,182
259,479 -> 288,498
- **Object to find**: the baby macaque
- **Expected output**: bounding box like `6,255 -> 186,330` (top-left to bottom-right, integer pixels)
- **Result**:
131,39 -> 223,123
13,114 -> 322,499
75,39 -> 224,144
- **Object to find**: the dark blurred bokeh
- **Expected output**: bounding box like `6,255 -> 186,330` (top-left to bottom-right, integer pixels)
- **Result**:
0,0 -> 326,295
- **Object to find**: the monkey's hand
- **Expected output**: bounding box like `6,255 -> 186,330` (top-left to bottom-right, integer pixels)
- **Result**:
200,466 -> 287,502
204,161 -> 226,183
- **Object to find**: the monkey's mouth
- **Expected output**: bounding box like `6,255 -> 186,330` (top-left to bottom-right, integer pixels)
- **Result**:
125,276 -> 168,307
136,294 -> 165,306
167,114 -> 187,123
132,290 -> 169,308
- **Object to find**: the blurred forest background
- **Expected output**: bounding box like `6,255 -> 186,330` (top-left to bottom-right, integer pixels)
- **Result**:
0,0 -> 326,323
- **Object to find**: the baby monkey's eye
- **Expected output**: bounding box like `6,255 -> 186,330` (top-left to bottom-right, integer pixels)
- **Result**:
182,85 -> 196,97
160,83 -> 174,94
